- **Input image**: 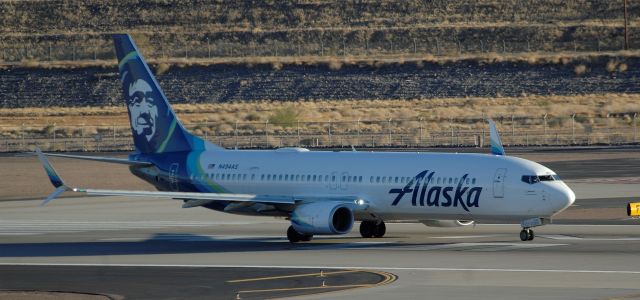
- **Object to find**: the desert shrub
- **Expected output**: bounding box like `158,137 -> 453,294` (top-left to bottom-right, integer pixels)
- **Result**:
268,106 -> 299,127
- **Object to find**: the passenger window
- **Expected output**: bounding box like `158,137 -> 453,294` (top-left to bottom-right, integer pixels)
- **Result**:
370,176 -> 374,183
243,174 -> 247,180
313,175 -> 317,181
394,177 -> 399,183
376,176 -> 380,183
448,178 -> 452,184
332,175 -> 336,182
382,177 -> 387,183
267,174 -> 271,180
251,174 -> 255,180
307,175 -> 311,181
455,178 -> 458,185
466,178 -> 469,185
472,178 -> 476,184
359,176 -> 363,182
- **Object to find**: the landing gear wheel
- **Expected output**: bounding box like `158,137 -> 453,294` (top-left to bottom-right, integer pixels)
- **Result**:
373,221 -> 386,238
519,229 -> 529,241
287,226 -> 304,243
527,229 -> 535,241
301,234 -> 313,242
359,221 -> 375,238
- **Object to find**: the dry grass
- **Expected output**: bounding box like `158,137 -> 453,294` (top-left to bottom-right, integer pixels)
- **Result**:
8,50 -> 640,71
1,94 -> 638,131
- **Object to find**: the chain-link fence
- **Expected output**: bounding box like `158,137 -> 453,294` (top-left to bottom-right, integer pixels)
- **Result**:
1,114 -> 637,152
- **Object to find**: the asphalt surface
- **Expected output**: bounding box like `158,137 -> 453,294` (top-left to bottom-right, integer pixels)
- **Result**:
0,150 -> 639,299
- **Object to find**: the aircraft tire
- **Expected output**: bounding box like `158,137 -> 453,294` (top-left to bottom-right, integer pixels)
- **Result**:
359,221 -> 375,238
527,229 -> 535,241
287,225 -> 303,243
519,229 -> 529,241
373,221 -> 386,238
301,234 -> 313,242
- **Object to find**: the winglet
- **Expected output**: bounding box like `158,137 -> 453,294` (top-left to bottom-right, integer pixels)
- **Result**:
487,118 -> 506,156
36,147 -> 70,205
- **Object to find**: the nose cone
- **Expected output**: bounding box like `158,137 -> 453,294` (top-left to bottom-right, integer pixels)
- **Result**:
551,183 -> 575,215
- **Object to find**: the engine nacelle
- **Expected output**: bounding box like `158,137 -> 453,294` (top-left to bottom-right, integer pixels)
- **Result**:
420,220 -> 475,227
291,202 -> 354,235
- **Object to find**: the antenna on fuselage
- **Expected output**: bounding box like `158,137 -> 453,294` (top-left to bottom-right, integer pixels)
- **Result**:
487,118 -> 506,156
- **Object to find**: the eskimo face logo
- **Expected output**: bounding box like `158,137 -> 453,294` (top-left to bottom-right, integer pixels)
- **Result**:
128,79 -> 158,142
389,170 -> 482,212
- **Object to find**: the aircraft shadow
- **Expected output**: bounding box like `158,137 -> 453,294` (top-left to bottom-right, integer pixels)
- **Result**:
0,233 -> 440,257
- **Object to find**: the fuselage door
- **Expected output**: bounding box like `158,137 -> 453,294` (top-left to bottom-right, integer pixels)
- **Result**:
493,168 -> 507,198
169,163 -> 179,191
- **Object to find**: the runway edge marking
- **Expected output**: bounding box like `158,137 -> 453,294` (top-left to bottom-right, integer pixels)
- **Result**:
0,263 -> 639,275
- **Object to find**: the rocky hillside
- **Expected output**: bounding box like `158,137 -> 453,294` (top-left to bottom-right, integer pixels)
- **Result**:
1,56 -> 638,108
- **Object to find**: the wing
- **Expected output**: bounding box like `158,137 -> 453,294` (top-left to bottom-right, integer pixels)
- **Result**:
35,148 -> 362,209
37,151 -> 152,166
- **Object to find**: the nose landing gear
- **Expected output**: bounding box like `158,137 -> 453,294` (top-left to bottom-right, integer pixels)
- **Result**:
519,228 -> 535,241
519,217 -> 549,241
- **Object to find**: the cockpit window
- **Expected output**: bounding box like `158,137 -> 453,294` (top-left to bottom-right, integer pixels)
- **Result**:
521,175 -> 540,184
522,174 -> 560,184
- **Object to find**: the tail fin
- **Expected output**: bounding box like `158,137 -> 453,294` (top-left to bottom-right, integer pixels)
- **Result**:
113,34 -> 216,153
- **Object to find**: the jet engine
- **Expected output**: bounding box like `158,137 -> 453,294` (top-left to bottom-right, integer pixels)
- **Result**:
291,202 -> 354,235
420,220 -> 475,227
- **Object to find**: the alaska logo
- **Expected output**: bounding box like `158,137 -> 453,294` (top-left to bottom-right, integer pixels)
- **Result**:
389,170 -> 482,212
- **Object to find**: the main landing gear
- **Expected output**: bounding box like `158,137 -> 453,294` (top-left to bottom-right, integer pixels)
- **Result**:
287,226 -> 313,243
359,220 -> 386,238
519,228 -> 535,241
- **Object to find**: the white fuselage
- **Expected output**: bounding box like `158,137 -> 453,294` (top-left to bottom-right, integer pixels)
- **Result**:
188,148 -> 575,223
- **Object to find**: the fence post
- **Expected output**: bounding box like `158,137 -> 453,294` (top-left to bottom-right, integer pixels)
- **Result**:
571,114 -> 576,144
356,119 -> 361,146
502,40 -> 506,53
21,123 -> 25,151
480,40 -> 484,53
297,120 -> 301,146
52,123 -> 56,151
113,124 -> 116,149
634,113 -> 637,143
450,118 -> 454,146
48,43 -> 52,61
511,115 -> 515,145
413,38 -> 417,53
265,120 -> 269,147
419,117 -> 423,146
320,39 -> 324,56
328,121 -> 332,146
527,40 -> 530,52
81,125 -> 85,151
388,119 -> 392,145
435,38 -> 440,55
207,38 -> 211,59
543,114 -> 547,145
235,121 -> 238,148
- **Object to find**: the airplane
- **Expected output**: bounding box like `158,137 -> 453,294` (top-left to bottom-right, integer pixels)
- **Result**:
36,34 -> 575,243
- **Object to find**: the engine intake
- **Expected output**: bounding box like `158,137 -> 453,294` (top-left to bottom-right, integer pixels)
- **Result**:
291,202 -> 354,235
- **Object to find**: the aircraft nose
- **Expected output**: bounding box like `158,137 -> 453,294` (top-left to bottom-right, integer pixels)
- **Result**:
551,184 -> 575,214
